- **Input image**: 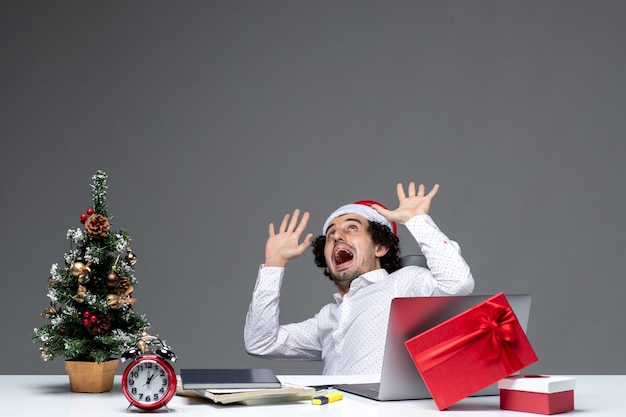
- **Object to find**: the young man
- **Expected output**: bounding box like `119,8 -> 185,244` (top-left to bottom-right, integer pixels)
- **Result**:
244,182 -> 474,375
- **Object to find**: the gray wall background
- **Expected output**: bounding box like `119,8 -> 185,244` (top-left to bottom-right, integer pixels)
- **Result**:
2,1 -> 625,375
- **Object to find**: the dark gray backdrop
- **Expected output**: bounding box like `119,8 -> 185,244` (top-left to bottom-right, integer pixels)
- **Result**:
2,1 -> 624,375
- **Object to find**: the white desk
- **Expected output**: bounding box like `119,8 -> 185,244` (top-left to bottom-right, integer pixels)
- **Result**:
3,375 -> 624,416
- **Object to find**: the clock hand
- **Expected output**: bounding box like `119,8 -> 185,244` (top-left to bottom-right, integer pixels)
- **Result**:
143,371 -> 155,386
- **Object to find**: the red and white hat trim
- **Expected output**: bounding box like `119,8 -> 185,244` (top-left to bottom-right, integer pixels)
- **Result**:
322,200 -> 397,235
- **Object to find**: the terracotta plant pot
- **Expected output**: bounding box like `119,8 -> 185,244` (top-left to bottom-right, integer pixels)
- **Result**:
64,358 -> 119,393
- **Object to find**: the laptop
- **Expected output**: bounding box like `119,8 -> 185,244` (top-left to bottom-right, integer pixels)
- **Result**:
335,294 -> 532,401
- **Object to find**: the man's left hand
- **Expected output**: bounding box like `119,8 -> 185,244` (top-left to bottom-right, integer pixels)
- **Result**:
372,182 -> 439,224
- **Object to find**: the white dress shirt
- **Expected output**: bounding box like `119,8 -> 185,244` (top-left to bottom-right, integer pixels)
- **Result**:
244,214 -> 474,375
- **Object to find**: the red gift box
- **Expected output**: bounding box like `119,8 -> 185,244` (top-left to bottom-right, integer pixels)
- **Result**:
404,292 -> 538,410
499,375 -> 575,415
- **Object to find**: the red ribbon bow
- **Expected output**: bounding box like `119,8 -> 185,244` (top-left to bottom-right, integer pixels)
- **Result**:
412,301 -> 524,375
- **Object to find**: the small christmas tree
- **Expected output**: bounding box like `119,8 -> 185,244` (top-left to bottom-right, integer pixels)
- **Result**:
32,170 -> 150,363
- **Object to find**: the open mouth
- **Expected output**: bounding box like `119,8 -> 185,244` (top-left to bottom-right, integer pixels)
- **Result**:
333,247 -> 354,269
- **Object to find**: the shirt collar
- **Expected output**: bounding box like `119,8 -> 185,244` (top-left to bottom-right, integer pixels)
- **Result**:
333,269 -> 389,304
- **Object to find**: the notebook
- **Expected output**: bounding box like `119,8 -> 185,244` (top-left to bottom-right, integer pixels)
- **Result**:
180,368 -> 282,390
335,294 -> 532,401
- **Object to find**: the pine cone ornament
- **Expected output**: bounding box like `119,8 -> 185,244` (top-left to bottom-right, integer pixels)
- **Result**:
106,277 -> 137,309
85,313 -> 111,335
116,277 -> 134,295
85,214 -> 110,239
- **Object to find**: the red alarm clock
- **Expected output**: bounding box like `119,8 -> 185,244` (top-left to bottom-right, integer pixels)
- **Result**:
121,332 -> 177,411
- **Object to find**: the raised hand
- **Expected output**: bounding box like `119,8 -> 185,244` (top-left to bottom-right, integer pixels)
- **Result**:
264,209 -> 313,268
372,182 -> 440,224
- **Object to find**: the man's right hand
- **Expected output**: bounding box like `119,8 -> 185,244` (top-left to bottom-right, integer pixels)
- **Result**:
264,209 -> 313,268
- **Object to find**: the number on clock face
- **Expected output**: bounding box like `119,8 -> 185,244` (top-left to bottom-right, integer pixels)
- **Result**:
124,359 -> 170,404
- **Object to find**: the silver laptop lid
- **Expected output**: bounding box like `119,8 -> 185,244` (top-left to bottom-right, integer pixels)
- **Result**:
377,294 -> 532,401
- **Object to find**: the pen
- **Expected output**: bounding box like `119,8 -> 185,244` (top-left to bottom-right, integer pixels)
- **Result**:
312,391 -> 343,405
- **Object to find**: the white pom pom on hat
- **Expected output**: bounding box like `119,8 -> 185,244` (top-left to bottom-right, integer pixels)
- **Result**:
322,200 -> 397,235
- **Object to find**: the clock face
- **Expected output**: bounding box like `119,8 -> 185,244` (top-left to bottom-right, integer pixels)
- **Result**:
122,356 -> 176,410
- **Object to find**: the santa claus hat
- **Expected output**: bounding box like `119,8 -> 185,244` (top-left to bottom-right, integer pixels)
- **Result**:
322,200 -> 397,235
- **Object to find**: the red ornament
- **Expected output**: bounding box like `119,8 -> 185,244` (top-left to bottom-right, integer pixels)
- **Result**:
90,315 -> 98,323
82,318 -> 90,326
83,311 -> 90,318
86,207 -> 94,215
80,213 -> 88,224
59,327 -> 66,333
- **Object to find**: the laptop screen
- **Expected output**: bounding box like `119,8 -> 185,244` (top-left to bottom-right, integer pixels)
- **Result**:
375,294 -> 532,401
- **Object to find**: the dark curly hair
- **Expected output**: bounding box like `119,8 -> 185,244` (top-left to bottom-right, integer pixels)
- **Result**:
312,221 -> 401,280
